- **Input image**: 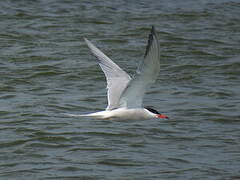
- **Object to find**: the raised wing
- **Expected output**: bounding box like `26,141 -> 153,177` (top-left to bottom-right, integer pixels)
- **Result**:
84,38 -> 131,110
119,26 -> 160,108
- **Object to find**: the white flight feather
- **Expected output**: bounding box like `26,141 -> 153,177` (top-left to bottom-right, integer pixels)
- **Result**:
119,26 -> 160,108
84,38 -> 131,110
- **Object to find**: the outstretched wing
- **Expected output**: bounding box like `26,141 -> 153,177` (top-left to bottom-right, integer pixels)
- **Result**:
84,38 -> 131,110
119,26 -> 160,108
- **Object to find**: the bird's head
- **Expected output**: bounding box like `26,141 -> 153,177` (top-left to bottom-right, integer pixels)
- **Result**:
145,106 -> 169,119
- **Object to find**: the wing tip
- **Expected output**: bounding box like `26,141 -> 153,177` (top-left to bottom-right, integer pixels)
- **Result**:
151,25 -> 156,35
144,26 -> 157,58
84,37 -> 90,44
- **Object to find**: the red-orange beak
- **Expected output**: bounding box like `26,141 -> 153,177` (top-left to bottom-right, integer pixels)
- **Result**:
157,114 -> 169,119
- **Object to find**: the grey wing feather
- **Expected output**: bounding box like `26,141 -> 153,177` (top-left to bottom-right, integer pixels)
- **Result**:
119,26 -> 160,108
84,38 -> 131,110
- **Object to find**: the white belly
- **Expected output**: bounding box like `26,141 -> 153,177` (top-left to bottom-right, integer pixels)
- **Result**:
82,108 -> 155,120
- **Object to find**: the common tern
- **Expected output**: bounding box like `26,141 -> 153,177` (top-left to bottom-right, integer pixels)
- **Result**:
78,26 -> 168,120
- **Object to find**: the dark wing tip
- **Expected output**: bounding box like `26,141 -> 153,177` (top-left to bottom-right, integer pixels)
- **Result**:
144,26 -> 156,58
151,25 -> 156,35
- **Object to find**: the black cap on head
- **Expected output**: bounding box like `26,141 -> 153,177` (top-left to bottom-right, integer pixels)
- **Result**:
144,106 -> 160,115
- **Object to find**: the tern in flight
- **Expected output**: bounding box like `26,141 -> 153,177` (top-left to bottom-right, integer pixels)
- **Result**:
78,26 -> 168,120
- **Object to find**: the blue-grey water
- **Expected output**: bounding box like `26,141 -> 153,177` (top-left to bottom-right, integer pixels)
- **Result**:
1,0 -> 240,179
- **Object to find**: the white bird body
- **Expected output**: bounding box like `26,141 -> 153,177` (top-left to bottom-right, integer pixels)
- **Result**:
80,108 -> 157,120
77,26 -> 168,120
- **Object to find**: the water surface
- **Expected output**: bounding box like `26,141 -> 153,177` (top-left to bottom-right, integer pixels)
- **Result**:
0,0 -> 240,179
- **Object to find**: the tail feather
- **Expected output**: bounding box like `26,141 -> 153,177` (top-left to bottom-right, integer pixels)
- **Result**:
64,112 -> 105,118
63,113 -> 86,117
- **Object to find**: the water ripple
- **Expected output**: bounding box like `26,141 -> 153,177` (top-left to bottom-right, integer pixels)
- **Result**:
0,0 -> 240,179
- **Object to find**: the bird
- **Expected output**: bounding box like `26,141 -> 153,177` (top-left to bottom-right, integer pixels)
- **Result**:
76,26 -> 168,120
